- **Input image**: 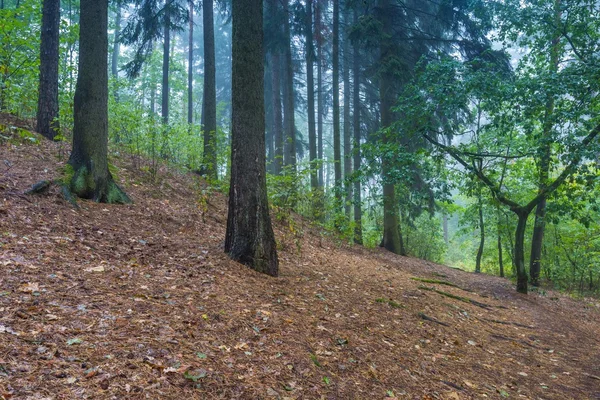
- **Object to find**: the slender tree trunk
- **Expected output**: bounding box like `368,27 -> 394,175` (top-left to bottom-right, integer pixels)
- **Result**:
271,52 -> 284,176
514,210 -> 529,293
342,8 -> 352,218
497,206 -> 504,277
378,0 -> 403,255
187,0 -> 193,125
282,0 -> 296,171
332,0 -> 342,206
36,0 -> 60,140
264,60 -> 274,173
443,214 -> 449,245
226,0 -> 278,276
352,7 -> 362,244
162,9 -> 170,124
111,0 -> 121,102
475,190 -> 485,273
529,0 -> 561,287
316,1 -> 324,188
68,0 -> 130,204
306,0 -> 317,192
202,0 -> 217,179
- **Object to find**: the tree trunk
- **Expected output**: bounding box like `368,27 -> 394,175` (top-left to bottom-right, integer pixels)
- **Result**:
282,0 -> 296,171
497,207 -> 504,277
342,8 -> 352,219
332,0 -> 342,206
475,190 -> 484,273
514,210 -> 529,294
111,0 -> 121,103
443,213 -> 449,245
316,1 -> 324,188
271,52 -> 284,176
306,0 -> 317,192
352,7 -> 362,245
378,0 -> 403,255
202,0 -> 217,180
162,9 -> 170,124
36,0 -> 60,140
187,0 -> 193,125
226,0 -> 278,276
529,0 -> 561,287
68,0 -> 130,204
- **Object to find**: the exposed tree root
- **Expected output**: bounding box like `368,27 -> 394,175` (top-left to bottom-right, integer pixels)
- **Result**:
418,312 -> 450,327
419,285 -> 491,309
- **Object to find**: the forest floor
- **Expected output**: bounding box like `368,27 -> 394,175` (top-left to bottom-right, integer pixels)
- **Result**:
1,117 -> 600,400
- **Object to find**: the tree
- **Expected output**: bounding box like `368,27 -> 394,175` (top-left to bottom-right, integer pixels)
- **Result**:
68,0 -> 130,204
202,0 -> 217,180
332,0 -> 342,207
225,0 -> 278,276
305,0 -> 317,192
111,0 -> 122,100
352,6 -> 362,244
281,0 -> 296,170
187,0 -> 193,125
36,0 -> 60,140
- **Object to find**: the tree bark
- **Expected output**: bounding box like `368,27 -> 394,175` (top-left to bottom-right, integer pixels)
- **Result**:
514,210 -> 529,293
475,190 -> 484,273
187,0 -> 193,125
270,52 -> 284,176
306,0 -> 317,192
529,0 -> 561,287
332,0 -> 342,207
36,0 -> 60,140
342,7 -> 352,219
162,8 -> 170,124
352,7 -> 362,245
316,0 -> 324,188
282,0 -> 296,171
226,0 -> 278,276
68,0 -> 130,204
202,0 -> 217,180
378,0 -> 403,255
111,0 -> 121,104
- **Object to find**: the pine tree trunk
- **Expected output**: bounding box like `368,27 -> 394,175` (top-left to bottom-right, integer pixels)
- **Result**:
282,0 -> 296,171
316,1 -> 324,188
111,0 -> 121,104
342,8 -> 352,219
352,7 -> 362,245
332,0 -> 342,207
162,9 -> 170,124
378,0 -> 403,255
202,0 -> 217,180
68,0 -> 130,204
36,0 -> 60,140
225,0 -> 278,276
271,52 -> 283,176
187,0 -> 193,125
306,0 -> 317,192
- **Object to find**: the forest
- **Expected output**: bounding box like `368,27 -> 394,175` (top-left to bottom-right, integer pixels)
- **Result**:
1,0 -> 600,295
1,0 -> 600,398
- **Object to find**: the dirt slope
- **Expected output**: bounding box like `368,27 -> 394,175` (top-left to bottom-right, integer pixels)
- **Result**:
1,125 -> 599,399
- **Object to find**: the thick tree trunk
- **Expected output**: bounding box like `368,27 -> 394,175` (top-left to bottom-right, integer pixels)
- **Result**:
187,0 -> 193,125
378,0 -> 403,255
202,0 -> 217,180
514,210 -> 529,293
352,7 -> 362,245
162,9 -> 170,124
226,0 -> 278,276
37,0 -> 60,140
342,8 -> 352,218
68,0 -> 130,204
475,191 -> 484,273
270,52 -> 284,176
306,0 -> 317,192
332,0 -> 342,206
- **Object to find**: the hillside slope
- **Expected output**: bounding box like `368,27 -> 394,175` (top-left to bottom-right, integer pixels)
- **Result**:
1,123 -> 599,399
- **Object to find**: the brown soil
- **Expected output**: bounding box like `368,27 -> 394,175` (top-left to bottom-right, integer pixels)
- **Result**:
1,124 -> 599,400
